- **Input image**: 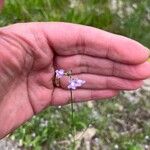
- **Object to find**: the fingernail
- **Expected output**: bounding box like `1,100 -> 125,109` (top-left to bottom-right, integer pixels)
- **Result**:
146,48 -> 150,62
147,57 -> 150,63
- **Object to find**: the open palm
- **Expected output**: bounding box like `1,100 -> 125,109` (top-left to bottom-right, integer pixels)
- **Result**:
0,22 -> 150,138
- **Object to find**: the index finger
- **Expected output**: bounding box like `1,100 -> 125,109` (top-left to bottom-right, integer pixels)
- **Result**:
42,22 -> 149,64
0,0 -> 4,10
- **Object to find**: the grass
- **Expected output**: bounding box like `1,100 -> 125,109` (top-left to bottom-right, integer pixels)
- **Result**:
0,0 -> 150,149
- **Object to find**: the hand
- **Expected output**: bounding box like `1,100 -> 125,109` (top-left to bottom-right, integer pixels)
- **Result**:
0,22 -> 149,138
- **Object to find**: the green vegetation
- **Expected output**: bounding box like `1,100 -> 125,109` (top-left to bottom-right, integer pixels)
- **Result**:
0,0 -> 150,149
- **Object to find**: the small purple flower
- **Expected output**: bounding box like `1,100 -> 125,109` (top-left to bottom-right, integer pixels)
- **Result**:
68,78 -> 86,90
68,80 -> 77,90
55,69 -> 65,78
74,79 -> 86,87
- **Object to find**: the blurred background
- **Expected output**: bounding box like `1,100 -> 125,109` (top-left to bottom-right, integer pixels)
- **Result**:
0,0 -> 150,150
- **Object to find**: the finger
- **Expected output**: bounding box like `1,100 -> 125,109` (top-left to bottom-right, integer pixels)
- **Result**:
0,0 -> 4,10
51,88 -> 119,106
2,23 -> 149,65
59,74 -> 143,90
42,22 -> 149,64
55,55 -> 150,80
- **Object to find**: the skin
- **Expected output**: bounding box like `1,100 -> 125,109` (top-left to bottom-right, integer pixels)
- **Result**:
0,22 -> 149,139
0,0 -> 4,10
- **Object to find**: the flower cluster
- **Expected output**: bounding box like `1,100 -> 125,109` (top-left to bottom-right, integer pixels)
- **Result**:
55,69 -> 85,90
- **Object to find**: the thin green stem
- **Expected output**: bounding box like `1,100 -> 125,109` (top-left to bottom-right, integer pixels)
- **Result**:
69,72 -> 76,149
70,89 -> 74,129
